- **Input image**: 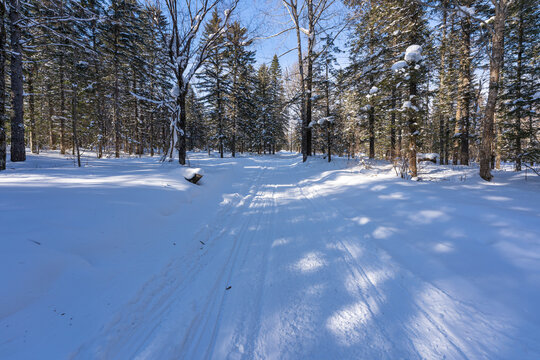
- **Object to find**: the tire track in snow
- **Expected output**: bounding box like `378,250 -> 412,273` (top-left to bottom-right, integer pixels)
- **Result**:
73,161 -> 270,359
197,160 -> 280,359
180,165 -> 275,359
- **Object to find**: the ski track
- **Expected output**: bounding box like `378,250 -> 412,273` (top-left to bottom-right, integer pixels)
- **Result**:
70,153 -> 540,360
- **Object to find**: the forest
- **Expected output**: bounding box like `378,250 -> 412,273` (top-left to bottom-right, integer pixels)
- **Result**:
1,1 -> 540,358
0,0 -> 537,180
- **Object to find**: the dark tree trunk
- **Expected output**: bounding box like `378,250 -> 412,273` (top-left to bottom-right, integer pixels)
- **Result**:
438,3 -> 448,164
390,88 -> 396,161
28,64 -> 37,153
456,7 -> 471,165
72,84 -> 80,167
9,0 -> 25,162
46,83 -> 56,150
408,77 -> 418,177
0,0 -> 6,170
514,1 -> 523,171
480,1 -> 507,181
113,37 -> 121,157
177,91 -> 187,165
59,53 -> 66,154
368,105 -> 375,159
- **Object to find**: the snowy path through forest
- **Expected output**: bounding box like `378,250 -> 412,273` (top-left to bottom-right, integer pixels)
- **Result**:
1,152 -> 540,359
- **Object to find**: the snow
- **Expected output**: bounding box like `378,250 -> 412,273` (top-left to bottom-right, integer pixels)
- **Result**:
369,86 -> 379,94
417,153 -> 439,161
391,60 -> 407,71
170,85 -> 179,98
404,45 -> 422,63
1,151 -> 540,359
402,100 -> 419,111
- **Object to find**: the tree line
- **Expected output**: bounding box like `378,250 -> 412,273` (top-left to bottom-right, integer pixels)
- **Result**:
284,0 -> 538,180
0,0 -> 538,182
0,0 -> 287,170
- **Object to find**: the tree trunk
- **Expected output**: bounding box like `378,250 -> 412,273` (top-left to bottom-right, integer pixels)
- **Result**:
72,88 -> 80,167
46,83 -> 56,150
113,41 -> 121,157
408,75 -> 419,177
390,88 -> 396,161
289,3 -> 306,162
514,0 -> 523,171
0,0 -> 6,170
28,64 -> 37,153
368,105 -> 375,159
177,90 -> 187,165
479,1 -> 507,181
9,0 -> 25,162
457,7 -> 471,165
59,52 -> 67,154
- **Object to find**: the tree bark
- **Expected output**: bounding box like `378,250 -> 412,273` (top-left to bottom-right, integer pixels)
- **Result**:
368,104 -> 375,159
479,1 -> 507,181
0,0 -> 6,170
306,0 -> 314,157
177,91 -> 187,165
72,81 -> 81,167
457,7 -> 471,165
514,0 -> 523,171
28,64 -> 37,153
9,0 -> 25,162
408,79 -> 418,177
390,88 -> 396,161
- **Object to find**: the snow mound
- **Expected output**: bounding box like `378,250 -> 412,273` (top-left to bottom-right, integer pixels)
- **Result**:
404,45 -> 422,62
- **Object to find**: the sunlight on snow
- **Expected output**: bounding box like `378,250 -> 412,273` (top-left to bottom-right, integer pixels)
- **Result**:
344,269 -> 394,296
433,242 -> 455,253
220,193 -> 242,206
326,301 -> 379,345
378,192 -> 408,200
372,226 -> 397,239
483,195 -> 512,202
293,252 -> 327,274
408,209 -> 449,224
351,216 -> 370,225
271,238 -> 290,248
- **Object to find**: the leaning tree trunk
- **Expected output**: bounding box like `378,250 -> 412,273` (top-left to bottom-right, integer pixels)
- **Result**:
9,0 -> 25,162
0,0 -> 6,170
479,1 -> 507,181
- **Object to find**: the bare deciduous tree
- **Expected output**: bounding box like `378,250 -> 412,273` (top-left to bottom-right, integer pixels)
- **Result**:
164,0 -> 237,165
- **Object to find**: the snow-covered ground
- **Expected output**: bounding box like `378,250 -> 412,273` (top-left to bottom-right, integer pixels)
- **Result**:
1,151 -> 539,359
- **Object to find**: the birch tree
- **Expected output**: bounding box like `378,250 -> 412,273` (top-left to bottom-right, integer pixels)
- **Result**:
165,0 -> 237,165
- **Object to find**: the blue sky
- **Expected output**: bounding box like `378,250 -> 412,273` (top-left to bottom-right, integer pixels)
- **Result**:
232,0 -> 351,69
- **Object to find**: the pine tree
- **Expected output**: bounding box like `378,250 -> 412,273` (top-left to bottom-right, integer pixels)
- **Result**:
268,55 -> 286,153
224,20 -> 255,157
500,0 -> 540,170
8,0 -> 25,162
198,11 -> 229,158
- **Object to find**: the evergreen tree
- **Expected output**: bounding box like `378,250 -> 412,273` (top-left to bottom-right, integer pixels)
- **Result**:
197,11 -> 229,158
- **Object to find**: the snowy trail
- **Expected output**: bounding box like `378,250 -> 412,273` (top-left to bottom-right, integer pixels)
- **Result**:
78,153 -> 540,359
2,152 -> 539,359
